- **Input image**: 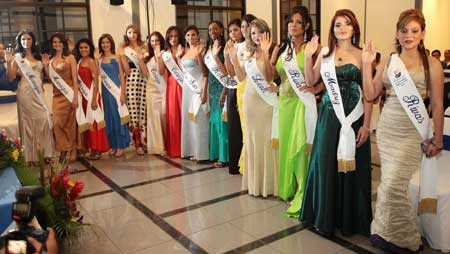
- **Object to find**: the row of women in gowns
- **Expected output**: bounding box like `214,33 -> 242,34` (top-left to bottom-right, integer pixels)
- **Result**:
7,6 -> 444,254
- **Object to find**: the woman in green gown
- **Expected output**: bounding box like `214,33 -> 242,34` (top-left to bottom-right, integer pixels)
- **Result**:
300,9 -> 373,236
206,20 -> 229,167
271,6 -> 315,218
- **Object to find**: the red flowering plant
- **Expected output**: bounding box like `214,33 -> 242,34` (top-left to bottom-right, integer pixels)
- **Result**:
0,131 -> 22,171
48,165 -> 87,244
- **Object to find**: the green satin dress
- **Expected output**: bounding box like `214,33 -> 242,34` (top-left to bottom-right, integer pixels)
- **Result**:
300,64 -> 372,236
276,49 -> 310,218
208,52 -> 229,163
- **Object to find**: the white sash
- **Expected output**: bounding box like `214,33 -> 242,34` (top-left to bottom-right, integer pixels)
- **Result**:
281,44 -> 317,153
14,54 -> 53,129
182,61 -> 204,121
146,58 -> 167,113
320,47 -> 364,173
204,50 -> 238,89
162,51 -> 184,86
77,61 -> 105,129
245,57 -> 279,147
99,59 -> 130,125
49,59 -> 90,132
387,53 -> 437,214
124,47 -> 141,72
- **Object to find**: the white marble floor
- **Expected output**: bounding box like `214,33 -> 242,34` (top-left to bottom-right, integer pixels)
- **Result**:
62,139 -> 445,254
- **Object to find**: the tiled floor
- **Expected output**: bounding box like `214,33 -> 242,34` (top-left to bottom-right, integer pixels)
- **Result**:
62,138 -> 446,254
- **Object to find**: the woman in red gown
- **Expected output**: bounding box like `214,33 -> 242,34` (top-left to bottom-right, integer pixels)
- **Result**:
162,26 -> 185,158
75,38 -> 110,159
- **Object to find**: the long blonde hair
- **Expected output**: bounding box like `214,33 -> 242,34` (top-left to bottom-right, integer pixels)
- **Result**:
246,19 -> 271,59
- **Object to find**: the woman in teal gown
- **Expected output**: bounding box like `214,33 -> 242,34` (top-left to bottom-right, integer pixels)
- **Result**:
206,20 -> 229,166
300,9 -> 372,236
273,6 -> 314,218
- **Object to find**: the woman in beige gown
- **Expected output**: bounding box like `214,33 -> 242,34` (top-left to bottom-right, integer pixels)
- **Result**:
43,33 -> 81,162
145,31 -> 167,155
362,10 -> 444,253
230,19 -> 279,197
5,29 -> 55,162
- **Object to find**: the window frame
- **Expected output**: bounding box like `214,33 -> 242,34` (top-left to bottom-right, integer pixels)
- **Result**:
0,0 -> 92,45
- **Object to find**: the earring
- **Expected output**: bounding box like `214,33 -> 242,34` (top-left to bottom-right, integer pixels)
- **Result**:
304,32 -> 307,42
352,34 -> 356,45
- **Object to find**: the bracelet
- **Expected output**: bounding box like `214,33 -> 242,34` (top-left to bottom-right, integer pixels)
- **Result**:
430,140 -> 443,150
362,125 -> 371,132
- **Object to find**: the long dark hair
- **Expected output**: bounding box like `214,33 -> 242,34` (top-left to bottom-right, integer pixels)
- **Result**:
145,31 -> 165,63
395,9 -> 430,89
184,25 -> 200,48
227,19 -> 244,43
242,14 -> 257,28
205,20 -> 225,57
98,33 -> 116,55
74,38 -> 95,61
14,29 -> 41,60
165,26 -> 185,50
277,6 -> 313,61
123,24 -> 144,47
324,9 -> 361,58
49,33 -> 70,58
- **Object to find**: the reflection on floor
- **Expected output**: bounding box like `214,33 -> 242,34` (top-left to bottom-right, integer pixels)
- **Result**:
63,138 -> 444,254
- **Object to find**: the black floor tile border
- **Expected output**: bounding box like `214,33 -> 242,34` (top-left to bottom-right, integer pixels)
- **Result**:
78,164 -> 216,200
159,190 -> 248,218
221,224 -> 307,254
69,168 -> 90,175
308,229 -> 377,254
153,155 -> 194,173
78,158 -> 209,254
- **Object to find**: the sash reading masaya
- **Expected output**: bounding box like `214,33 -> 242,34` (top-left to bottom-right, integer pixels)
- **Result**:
320,47 -> 364,173
14,54 -> 53,129
49,59 -> 90,132
388,53 -> 437,215
281,44 -> 317,153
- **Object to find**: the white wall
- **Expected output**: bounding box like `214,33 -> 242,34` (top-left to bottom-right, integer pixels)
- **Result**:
90,0 -> 132,45
422,0 -> 450,55
139,0 -> 176,39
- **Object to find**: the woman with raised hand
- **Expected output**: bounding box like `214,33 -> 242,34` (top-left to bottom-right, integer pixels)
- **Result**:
363,9 -> 444,253
75,38 -> 110,160
180,25 -> 210,162
145,31 -> 167,155
223,19 -> 244,174
98,34 -> 130,157
42,33 -> 82,162
204,20 -> 229,168
5,29 -> 55,163
229,19 -> 279,197
299,9 -> 372,236
162,26 -> 185,158
120,24 -> 148,155
225,14 -> 257,175
271,6 -> 317,218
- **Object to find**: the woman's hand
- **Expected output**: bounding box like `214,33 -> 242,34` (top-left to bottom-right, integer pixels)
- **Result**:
304,35 -> 319,58
212,40 -> 221,56
91,99 -> 99,110
362,40 -> 377,66
5,47 -> 14,63
267,83 -> 279,93
219,92 -> 226,107
41,53 -> 50,66
224,39 -> 234,56
201,91 -> 208,104
356,126 -> 370,147
425,139 -> 443,158
154,45 -> 163,59
193,39 -> 206,57
72,95 -> 79,109
260,32 -> 272,53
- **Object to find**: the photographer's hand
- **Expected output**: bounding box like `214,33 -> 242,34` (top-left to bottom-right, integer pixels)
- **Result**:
27,228 -> 58,254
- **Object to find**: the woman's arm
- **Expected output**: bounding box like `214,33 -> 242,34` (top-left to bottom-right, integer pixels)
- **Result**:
90,58 -> 100,109
119,45 -> 131,76
117,55 -> 127,105
362,41 -> 385,101
69,55 -> 79,108
428,56 -> 445,157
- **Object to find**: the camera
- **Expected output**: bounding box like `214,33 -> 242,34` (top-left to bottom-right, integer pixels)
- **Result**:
1,186 -> 49,254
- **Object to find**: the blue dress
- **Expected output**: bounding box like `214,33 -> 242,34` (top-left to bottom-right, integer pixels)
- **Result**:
101,58 -> 131,149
